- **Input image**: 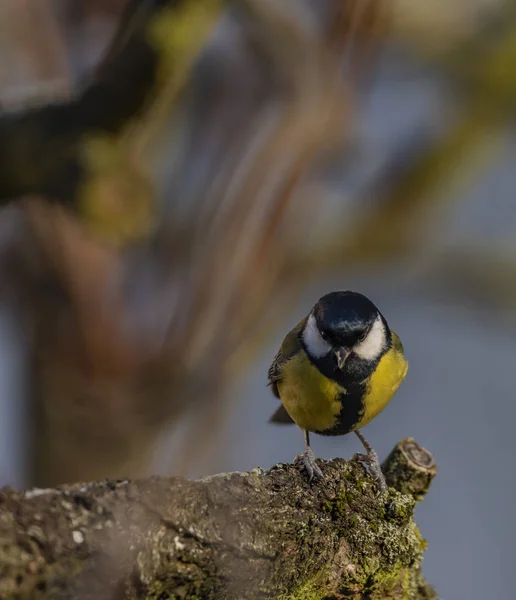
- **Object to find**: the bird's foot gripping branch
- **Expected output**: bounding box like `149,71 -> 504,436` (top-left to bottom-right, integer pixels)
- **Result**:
0,438 -> 438,599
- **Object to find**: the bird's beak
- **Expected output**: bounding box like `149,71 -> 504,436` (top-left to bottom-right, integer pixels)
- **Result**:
335,347 -> 351,370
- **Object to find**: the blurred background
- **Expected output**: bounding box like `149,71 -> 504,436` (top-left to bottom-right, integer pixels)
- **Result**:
0,0 -> 514,598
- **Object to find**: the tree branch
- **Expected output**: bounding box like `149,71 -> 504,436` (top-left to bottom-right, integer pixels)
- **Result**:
0,439 -> 438,599
382,438 -> 437,502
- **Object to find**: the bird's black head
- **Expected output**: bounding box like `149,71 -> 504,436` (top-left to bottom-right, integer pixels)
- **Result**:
314,291 -> 378,346
303,291 -> 389,371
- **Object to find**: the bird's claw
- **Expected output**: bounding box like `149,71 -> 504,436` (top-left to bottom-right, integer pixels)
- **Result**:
294,447 -> 324,482
352,449 -> 387,492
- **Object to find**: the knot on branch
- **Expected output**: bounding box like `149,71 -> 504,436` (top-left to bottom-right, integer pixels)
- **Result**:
382,437 -> 437,502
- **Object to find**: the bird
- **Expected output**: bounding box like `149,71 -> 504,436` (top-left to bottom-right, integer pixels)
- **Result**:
268,290 -> 408,490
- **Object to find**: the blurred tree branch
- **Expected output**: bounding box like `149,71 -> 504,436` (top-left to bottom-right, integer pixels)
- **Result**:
303,5 -> 516,273
0,440 -> 437,599
0,0 -> 226,242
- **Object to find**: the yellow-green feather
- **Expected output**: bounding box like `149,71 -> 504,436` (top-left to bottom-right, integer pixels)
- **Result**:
277,350 -> 344,432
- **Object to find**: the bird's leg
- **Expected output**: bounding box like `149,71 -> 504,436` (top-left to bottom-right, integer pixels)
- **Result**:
294,430 -> 324,481
353,430 -> 387,491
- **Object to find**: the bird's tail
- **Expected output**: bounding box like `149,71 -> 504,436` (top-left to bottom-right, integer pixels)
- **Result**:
269,405 -> 294,424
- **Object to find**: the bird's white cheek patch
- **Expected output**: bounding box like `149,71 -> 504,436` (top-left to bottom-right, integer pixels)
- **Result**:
354,316 -> 385,361
303,314 -> 332,358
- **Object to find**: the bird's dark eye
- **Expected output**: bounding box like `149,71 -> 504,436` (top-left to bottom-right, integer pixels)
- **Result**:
358,331 -> 368,343
320,330 -> 329,342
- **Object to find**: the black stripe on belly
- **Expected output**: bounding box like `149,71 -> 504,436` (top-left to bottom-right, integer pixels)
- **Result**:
318,381 -> 366,436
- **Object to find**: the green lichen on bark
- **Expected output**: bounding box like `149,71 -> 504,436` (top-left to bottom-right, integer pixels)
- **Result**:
0,455 -> 437,599
276,461 -> 432,600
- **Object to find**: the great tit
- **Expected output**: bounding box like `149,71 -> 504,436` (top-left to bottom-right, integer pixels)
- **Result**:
268,290 -> 408,490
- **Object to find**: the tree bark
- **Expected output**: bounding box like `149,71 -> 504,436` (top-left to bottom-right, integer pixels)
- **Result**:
0,441 -> 438,600
381,438 -> 437,502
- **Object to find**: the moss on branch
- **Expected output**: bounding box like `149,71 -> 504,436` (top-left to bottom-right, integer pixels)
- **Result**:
0,442 -> 438,599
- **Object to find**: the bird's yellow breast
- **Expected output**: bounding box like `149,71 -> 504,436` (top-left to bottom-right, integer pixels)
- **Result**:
355,341 -> 408,429
278,350 -> 343,433
277,332 -> 407,433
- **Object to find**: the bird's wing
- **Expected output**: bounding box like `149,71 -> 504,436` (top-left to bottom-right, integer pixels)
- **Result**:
391,330 -> 408,379
391,330 -> 405,355
267,316 -> 307,398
